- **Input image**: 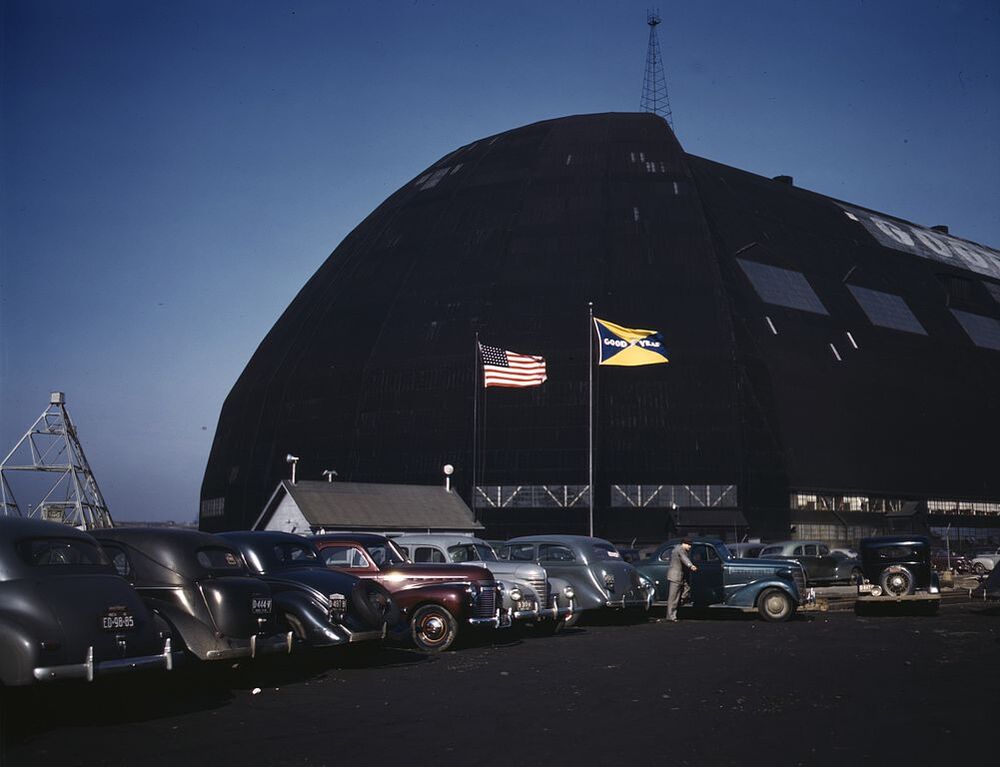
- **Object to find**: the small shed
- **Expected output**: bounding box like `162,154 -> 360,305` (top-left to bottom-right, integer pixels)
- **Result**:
253,480 -> 483,534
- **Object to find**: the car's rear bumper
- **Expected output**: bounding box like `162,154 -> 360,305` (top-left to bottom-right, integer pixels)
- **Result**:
33,638 -> 179,683
856,592 -> 941,603
204,631 -> 294,660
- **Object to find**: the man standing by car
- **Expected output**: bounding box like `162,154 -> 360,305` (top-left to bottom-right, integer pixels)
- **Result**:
666,539 -> 697,622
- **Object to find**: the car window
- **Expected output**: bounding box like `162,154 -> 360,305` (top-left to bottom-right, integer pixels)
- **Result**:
18,537 -> 111,568
658,546 -> 675,562
320,545 -> 370,569
102,543 -> 134,579
196,547 -> 244,571
818,545 -> 830,556
539,544 -> 575,562
760,546 -> 782,557
504,544 -> 537,562
791,546 -> 803,556
690,544 -> 719,563
414,547 -> 446,563
591,543 -> 620,561
448,544 -> 479,563
272,542 -> 319,566
803,545 -> 818,556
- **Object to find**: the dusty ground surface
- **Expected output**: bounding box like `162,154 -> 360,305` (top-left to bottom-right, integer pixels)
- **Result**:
2,601 -> 997,767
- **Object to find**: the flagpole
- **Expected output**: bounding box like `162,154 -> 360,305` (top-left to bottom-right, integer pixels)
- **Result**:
472,331 -> 479,517
588,301 -> 594,537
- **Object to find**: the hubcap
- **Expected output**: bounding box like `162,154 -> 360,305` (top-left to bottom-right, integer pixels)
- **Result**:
766,595 -> 785,615
420,615 -> 446,643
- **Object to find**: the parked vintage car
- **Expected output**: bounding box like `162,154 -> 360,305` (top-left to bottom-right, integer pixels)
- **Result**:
969,546 -> 1000,575
497,535 -> 655,616
635,537 -> 812,622
393,533 -> 576,631
757,540 -> 863,584
311,533 -> 504,652
856,535 -> 940,611
0,518 -> 176,685
971,564 -> 1000,602
727,543 -> 764,559
93,528 -> 293,661
929,548 -> 970,574
218,531 -> 395,649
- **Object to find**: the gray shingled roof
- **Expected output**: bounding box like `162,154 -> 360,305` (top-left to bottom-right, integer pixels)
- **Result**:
261,480 -> 482,531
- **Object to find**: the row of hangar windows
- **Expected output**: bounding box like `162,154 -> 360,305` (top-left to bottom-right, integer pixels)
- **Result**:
736,258 -> 1000,352
472,484 -> 738,509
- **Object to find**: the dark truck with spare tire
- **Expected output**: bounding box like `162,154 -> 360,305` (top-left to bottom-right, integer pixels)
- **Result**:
855,535 -> 940,613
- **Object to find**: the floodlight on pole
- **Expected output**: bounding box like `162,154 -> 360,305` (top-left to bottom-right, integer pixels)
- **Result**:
286,454 -> 300,484
443,464 -> 454,492
322,469 -> 338,483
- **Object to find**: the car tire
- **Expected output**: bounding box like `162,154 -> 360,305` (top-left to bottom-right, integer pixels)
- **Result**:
757,588 -> 794,622
410,604 -> 458,653
973,562 -> 988,575
880,566 -> 915,597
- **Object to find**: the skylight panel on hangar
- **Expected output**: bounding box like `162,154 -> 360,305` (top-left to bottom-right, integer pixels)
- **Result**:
736,259 -> 828,315
950,309 -> 1000,351
847,285 -> 927,335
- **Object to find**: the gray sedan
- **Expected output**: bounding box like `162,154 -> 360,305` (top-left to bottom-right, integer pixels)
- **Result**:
497,535 -> 655,616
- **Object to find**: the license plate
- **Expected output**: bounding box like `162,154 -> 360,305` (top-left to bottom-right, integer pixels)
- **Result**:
517,600 -> 534,611
500,611 -> 512,628
102,605 -> 136,632
251,596 -> 272,615
858,583 -> 874,594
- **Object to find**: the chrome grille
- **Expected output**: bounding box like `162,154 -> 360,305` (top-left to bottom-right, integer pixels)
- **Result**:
792,566 -> 807,602
526,576 -> 548,606
473,585 -> 497,618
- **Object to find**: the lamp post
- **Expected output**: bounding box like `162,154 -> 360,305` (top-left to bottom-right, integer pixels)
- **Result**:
443,464 -> 454,492
286,454 -> 300,484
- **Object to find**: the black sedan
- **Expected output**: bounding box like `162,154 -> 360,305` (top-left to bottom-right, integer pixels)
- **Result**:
219,531 -> 396,648
94,528 -> 293,661
0,517 -> 175,685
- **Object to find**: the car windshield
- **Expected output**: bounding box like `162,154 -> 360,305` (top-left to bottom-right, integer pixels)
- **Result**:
448,543 -> 498,563
272,542 -> 320,567
591,543 -> 620,561
18,537 -> 111,568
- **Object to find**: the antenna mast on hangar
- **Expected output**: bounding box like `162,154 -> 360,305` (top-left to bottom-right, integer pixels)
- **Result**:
640,9 -> 673,127
0,392 -> 114,528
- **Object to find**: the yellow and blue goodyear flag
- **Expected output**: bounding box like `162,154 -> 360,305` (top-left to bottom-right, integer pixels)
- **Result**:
593,317 -> 670,366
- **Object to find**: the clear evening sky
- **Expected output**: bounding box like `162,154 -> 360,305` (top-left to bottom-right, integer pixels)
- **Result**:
2,1 -> 998,523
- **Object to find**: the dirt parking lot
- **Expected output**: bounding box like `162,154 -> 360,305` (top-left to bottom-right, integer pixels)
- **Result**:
3,602 -> 997,767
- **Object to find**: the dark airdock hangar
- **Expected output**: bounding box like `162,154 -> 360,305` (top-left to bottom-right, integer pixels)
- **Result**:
200,113 -> 1000,548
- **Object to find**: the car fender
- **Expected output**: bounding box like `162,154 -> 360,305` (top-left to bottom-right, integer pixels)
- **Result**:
725,578 -> 799,609
548,576 -> 574,607
389,583 -> 469,620
0,616 -> 39,686
144,600 -> 218,659
272,590 -> 346,644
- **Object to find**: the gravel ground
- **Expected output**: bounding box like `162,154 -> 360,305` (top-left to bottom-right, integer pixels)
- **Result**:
2,601 -> 997,767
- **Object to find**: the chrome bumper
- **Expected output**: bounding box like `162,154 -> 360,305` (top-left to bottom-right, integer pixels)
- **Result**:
205,631 -> 294,660
468,609 -> 508,629
604,588 -> 656,610
33,638 -> 178,683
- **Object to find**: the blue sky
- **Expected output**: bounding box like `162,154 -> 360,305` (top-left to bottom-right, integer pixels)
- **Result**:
2,1 -> 998,523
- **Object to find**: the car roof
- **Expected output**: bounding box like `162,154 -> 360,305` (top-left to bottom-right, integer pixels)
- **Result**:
93,527 -> 247,581
506,534 -> 614,547
860,535 -> 930,547
394,534 -> 486,547
0,517 -> 107,579
311,532 -> 391,546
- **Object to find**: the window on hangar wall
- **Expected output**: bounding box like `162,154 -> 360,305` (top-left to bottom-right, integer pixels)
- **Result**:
848,285 -> 927,335
736,259 -> 829,315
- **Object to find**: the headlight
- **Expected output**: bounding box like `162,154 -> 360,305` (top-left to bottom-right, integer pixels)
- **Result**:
563,586 -> 575,600
508,587 -> 523,602
870,585 -> 883,597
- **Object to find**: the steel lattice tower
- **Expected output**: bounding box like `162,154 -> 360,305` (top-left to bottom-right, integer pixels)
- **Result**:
0,392 -> 114,528
640,10 -> 673,127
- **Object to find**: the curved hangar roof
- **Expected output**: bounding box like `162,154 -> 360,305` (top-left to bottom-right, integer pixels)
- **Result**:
201,112 -> 1000,532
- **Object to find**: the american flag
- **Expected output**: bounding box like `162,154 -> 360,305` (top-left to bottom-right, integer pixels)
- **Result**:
479,343 -> 547,388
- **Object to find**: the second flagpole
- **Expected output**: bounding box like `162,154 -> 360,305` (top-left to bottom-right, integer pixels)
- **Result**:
588,302 -> 594,537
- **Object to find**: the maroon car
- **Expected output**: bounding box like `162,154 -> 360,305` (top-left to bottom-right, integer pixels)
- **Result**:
311,533 -> 504,652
